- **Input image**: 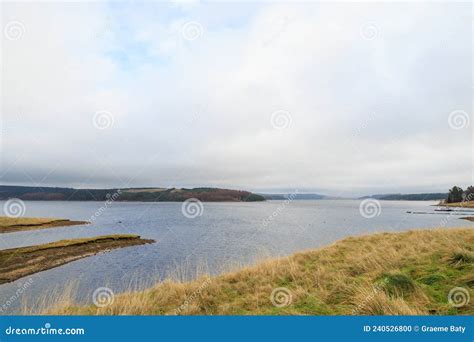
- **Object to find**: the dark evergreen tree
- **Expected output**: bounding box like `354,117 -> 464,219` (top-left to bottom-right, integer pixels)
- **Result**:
463,185 -> 474,202
447,186 -> 464,203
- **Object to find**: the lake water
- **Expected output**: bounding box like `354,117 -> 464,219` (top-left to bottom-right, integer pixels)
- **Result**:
0,199 -> 472,313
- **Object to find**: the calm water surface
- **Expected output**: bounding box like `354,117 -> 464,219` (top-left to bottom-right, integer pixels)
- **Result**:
0,200 -> 472,313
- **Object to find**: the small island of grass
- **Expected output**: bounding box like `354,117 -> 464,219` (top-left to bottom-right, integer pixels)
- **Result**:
0,216 -> 89,234
0,235 -> 154,284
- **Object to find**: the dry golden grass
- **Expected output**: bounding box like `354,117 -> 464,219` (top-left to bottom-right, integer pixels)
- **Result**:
14,234 -> 145,251
443,201 -> 474,208
0,217 -> 60,227
0,216 -> 88,233
42,228 -> 473,316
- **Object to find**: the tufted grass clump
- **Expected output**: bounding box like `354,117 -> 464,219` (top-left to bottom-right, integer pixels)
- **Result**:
448,249 -> 474,267
376,273 -> 416,297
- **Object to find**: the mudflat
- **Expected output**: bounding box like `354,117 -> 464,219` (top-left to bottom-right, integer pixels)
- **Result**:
0,235 -> 154,284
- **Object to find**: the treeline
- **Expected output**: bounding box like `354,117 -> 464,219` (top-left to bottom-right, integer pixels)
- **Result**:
118,188 -> 265,202
376,193 -> 448,201
445,185 -> 474,203
360,193 -> 448,201
0,185 -> 265,202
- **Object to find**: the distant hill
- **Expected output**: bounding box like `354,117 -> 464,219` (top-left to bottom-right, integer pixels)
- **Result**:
259,193 -> 328,200
360,193 -> 447,201
0,185 -> 265,202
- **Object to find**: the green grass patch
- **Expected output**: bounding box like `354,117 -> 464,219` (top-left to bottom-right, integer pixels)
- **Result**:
292,295 -> 335,315
418,273 -> 448,285
376,272 -> 416,297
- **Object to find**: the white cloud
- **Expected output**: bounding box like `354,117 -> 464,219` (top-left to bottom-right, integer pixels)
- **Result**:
1,1 -> 472,196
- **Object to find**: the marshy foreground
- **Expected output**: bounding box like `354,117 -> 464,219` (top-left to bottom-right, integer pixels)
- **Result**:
42,228 -> 473,316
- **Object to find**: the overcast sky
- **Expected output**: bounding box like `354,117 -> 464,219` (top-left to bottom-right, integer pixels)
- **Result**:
1,1 -> 472,196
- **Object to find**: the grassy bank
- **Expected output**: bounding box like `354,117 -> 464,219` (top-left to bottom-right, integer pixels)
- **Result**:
0,235 -> 154,284
0,217 -> 88,234
442,201 -> 474,208
44,228 -> 473,315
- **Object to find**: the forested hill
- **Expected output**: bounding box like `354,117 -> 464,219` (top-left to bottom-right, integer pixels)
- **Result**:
0,185 -> 265,202
360,193 -> 448,201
